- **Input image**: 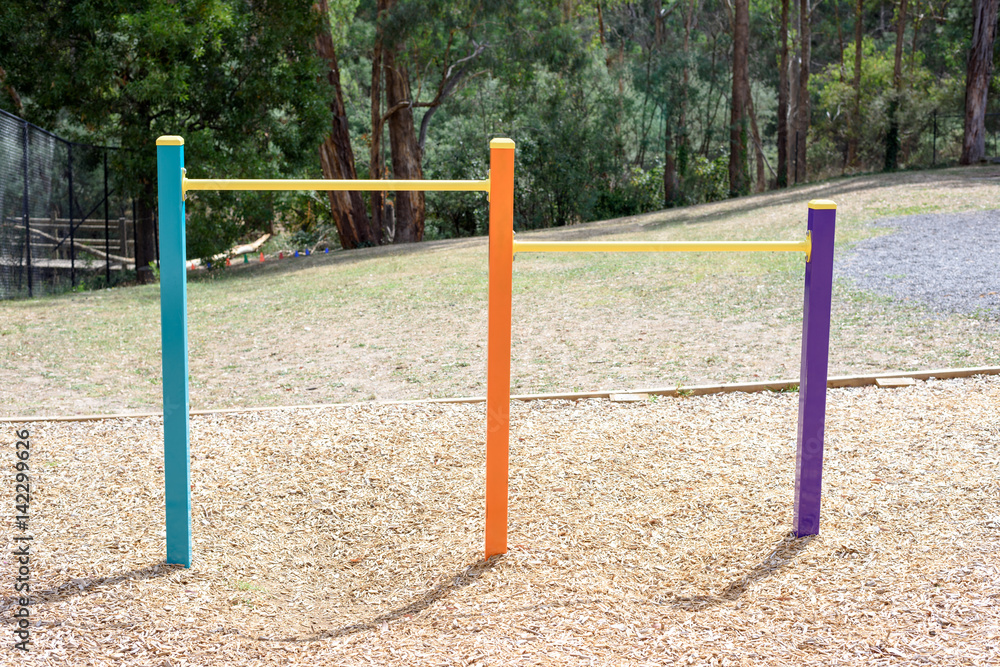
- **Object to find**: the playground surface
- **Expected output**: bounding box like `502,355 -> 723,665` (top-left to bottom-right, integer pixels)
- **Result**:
3,375 -> 998,665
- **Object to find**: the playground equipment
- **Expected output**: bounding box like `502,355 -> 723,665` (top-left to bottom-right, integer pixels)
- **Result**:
156,135 -> 835,568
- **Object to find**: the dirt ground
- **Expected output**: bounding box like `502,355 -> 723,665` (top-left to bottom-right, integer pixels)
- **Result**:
1,375 -> 997,665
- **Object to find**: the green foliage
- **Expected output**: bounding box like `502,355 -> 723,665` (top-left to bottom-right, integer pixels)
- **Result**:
2,0 -> 328,258
810,38 -> 960,174
327,0 -> 362,49
683,155 -> 730,205
595,165 -> 665,220
513,59 -> 623,228
185,197 -> 247,263
69,268 -> 139,294
422,46 -> 669,233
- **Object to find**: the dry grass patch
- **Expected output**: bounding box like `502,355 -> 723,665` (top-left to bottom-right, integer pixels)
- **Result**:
2,375 -> 998,665
2,166 -> 1000,417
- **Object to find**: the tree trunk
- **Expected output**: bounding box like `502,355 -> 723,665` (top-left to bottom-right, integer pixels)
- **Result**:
960,0 -> 999,164
789,6 -> 800,179
369,3 -> 386,239
135,180 -> 157,284
747,90 -> 767,191
665,0 -> 696,203
777,0 -> 790,187
903,4 -> 923,162
729,0 -> 751,196
848,0 -> 863,167
795,0 -> 811,183
664,123 -> 677,206
884,0 -> 907,170
835,0 -> 846,80
316,0 -> 377,249
700,32 -> 721,156
835,0 -> 849,173
599,1 -> 608,47
383,48 -> 425,243
653,0 -> 665,46
909,2 -> 921,70
0,65 -> 23,113
600,2 -> 616,70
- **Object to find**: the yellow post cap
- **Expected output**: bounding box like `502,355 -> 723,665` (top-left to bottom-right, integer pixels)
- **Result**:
156,136 -> 184,146
808,199 -> 837,209
490,138 -> 515,150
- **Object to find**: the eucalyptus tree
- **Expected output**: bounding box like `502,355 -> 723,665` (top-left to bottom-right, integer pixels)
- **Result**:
729,0 -> 751,195
319,0 -> 497,246
317,0 -> 378,249
960,0 -> 999,164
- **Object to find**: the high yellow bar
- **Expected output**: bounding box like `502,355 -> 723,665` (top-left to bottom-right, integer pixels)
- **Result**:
183,178 -> 490,193
512,240 -> 810,255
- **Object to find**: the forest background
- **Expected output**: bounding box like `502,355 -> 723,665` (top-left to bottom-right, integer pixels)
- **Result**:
0,0 -> 997,280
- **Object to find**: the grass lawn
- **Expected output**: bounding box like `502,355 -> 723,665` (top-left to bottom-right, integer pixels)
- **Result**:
1,165 -> 998,417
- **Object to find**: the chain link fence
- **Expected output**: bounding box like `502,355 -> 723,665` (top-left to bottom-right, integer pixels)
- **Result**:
801,107 -> 1000,180
923,112 -> 1000,167
0,109 -> 143,300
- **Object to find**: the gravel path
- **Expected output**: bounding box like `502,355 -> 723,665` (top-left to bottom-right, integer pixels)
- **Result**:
836,208 -> 1000,318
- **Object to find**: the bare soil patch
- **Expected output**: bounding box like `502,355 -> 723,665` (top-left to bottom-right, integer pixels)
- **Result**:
2,375 -> 998,664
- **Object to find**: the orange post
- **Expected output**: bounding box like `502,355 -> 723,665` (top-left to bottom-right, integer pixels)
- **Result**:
485,138 -> 515,559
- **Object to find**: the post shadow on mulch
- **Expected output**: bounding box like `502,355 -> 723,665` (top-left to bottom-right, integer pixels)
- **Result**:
260,534 -> 814,642
667,533 -> 816,610
259,556 -> 503,643
0,563 -> 181,610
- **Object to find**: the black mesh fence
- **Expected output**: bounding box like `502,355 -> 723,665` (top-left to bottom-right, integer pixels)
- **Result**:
0,109 -> 137,300
922,112 -> 1000,167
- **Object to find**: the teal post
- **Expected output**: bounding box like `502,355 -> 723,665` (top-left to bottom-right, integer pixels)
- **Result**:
156,136 -> 191,567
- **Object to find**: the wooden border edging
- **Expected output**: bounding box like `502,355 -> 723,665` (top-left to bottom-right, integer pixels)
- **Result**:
4,366 -> 999,424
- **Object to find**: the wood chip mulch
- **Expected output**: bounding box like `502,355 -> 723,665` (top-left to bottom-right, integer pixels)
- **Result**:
2,375 -> 998,665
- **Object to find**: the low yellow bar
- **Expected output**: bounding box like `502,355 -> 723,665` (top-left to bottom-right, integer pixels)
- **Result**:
513,239 -> 810,255
183,178 -> 489,193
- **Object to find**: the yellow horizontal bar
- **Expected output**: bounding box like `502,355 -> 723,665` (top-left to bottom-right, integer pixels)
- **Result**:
512,240 -> 811,255
183,178 -> 489,193
808,199 -> 837,209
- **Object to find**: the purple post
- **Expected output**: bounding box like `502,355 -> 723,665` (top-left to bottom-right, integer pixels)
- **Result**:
794,200 -> 836,537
